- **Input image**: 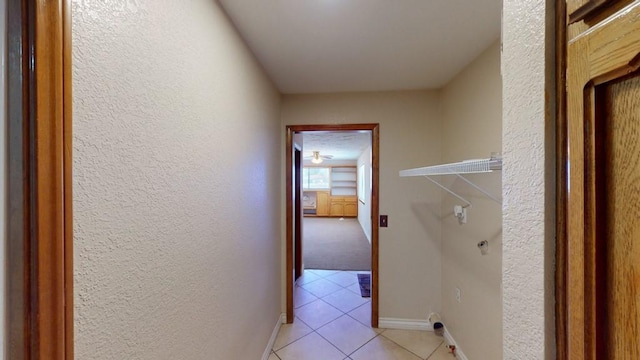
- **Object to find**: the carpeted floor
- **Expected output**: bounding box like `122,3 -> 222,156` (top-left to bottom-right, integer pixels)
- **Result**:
303,217 -> 371,271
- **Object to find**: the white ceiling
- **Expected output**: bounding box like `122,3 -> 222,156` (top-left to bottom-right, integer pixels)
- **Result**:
302,131 -> 371,161
218,0 -> 502,94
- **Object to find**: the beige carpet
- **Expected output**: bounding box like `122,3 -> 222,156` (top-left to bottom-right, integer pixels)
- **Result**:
303,217 -> 371,271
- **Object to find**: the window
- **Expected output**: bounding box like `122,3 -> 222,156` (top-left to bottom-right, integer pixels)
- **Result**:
358,164 -> 366,203
303,167 -> 330,189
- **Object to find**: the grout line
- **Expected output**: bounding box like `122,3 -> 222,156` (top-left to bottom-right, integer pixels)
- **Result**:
292,316 -> 313,331
287,270 -> 385,359
424,341 -> 445,360
379,331 -> 443,360
313,326 -> 349,358
274,330 -> 317,356
345,332 -> 383,357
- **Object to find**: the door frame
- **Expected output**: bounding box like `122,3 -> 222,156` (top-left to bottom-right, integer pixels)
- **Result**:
285,124 -> 380,327
293,145 -> 303,280
7,0 -> 73,358
555,0 -> 568,358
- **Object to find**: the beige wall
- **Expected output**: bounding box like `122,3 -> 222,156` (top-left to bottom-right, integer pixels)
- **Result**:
282,91 -> 443,320
72,1 -> 282,359
440,41 -> 502,359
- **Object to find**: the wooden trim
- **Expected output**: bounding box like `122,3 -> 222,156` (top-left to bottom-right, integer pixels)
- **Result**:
63,0 -> 74,357
566,3 -> 640,356
569,0 -> 636,27
285,124 -> 380,327
569,0 -> 611,24
35,2 -> 66,357
7,0 -> 31,357
7,0 -> 73,358
370,124 -> 380,328
555,0 -> 568,358
285,128 -> 294,323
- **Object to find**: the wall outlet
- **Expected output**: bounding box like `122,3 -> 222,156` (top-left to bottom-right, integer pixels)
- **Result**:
455,287 -> 461,303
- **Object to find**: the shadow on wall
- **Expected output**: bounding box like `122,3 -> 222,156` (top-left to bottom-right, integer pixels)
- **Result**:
410,201 -> 442,241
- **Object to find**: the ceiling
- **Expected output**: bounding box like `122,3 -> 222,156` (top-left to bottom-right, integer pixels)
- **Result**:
302,131 -> 371,161
218,0 -> 502,94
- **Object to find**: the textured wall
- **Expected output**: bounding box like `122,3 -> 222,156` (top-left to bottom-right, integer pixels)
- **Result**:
72,1 -> 282,359
281,91 -> 443,320
502,0 -> 555,358
440,41 -> 503,359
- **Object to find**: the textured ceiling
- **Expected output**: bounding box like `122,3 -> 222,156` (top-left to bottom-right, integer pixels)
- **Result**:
302,131 -> 371,161
218,0 -> 502,94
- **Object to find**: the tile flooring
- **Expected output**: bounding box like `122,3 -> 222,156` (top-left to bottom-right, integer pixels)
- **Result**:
268,269 -> 455,360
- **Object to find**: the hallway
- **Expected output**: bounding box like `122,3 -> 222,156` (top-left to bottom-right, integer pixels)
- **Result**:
269,270 -> 454,360
55,0 -> 554,358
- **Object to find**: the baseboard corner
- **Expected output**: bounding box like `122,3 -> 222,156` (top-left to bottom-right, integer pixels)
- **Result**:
443,325 -> 469,360
262,313 -> 286,360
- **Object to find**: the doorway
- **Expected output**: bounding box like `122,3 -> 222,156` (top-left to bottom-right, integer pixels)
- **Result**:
286,124 -> 380,327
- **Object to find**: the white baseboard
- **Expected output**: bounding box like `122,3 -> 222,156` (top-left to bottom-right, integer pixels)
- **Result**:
378,317 -> 433,331
262,313 -> 286,360
443,326 -> 468,360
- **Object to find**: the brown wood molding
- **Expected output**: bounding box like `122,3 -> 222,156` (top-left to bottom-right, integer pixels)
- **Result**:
569,0 -> 611,24
34,0 -> 73,358
569,0 -> 636,25
35,1 -> 66,357
7,0 -> 31,357
7,0 -> 73,358
556,0 -> 568,359
285,128 -> 294,323
63,0 -> 74,355
370,124 -> 380,328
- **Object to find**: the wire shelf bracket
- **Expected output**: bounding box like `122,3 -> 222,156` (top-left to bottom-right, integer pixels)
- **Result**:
399,156 -> 503,208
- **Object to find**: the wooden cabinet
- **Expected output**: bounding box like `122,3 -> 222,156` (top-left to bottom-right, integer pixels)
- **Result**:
344,198 -> 358,217
329,196 -> 358,217
316,191 -> 330,216
330,197 -> 344,216
562,1 -> 640,357
303,166 -> 358,217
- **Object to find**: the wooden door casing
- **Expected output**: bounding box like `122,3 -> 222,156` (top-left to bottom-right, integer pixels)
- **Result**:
566,2 -> 640,358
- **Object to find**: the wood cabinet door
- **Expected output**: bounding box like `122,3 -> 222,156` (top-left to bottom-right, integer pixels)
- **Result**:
566,2 -> 640,358
344,201 -> 358,217
330,200 -> 344,217
316,191 -> 330,216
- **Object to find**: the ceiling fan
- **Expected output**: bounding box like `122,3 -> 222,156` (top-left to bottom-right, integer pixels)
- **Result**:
305,151 -> 333,164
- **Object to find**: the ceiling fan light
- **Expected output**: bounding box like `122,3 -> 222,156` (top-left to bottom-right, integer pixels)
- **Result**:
311,151 -> 323,164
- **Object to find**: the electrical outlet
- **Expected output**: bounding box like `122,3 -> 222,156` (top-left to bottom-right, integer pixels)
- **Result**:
455,287 -> 461,303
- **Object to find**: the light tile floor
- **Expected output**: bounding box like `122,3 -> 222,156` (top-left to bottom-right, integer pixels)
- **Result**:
269,269 -> 456,360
